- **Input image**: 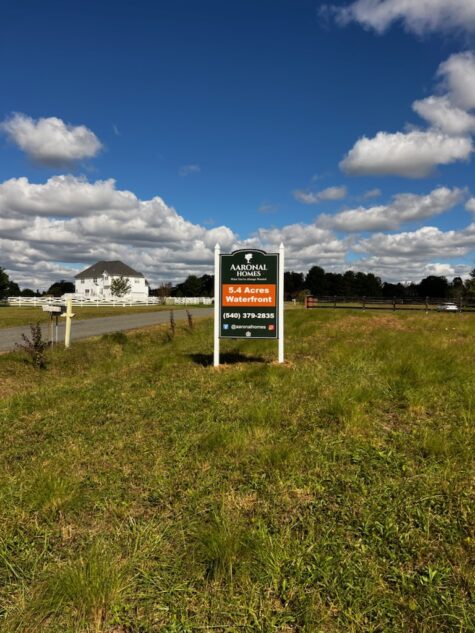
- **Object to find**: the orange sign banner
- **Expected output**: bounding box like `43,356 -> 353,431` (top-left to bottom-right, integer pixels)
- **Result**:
222,284 -> 276,307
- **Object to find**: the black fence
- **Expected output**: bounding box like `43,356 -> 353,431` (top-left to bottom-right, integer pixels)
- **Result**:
305,296 -> 475,312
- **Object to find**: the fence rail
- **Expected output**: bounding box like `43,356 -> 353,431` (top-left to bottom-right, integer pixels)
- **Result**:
305,295 -> 475,312
2,296 -> 213,307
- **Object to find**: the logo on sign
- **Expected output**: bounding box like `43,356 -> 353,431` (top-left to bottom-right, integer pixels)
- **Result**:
245,253 -> 253,263
223,324 -> 229,330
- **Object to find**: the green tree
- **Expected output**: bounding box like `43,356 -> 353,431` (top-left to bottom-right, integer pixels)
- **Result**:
382,282 -> 406,299
465,269 -> 475,299
110,276 -> 131,297
324,272 -> 345,296
20,288 -> 37,297
46,280 -> 75,297
284,271 -> 304,299
450,277 -> 464,301
418,275 -> 449,298
0,267 -> 10,299
305,266 -> 326,296
7,280 -> 20,296
173,274 -> 213,297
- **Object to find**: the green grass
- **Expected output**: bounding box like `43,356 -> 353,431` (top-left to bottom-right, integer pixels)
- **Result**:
0,305 -> 208,329
0,309 -> 474,631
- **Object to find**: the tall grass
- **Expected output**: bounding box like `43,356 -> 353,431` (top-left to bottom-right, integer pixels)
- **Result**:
0,309 -> 473,631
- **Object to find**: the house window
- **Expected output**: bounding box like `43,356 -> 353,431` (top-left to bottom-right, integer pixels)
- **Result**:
93,278 -> 97,283
134,279 -> 139,284
81,279 -> 85,284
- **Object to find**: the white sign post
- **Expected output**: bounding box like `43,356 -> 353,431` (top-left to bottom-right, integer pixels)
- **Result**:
278,242 -> 285,363
214,242 -> 284,367
214,243 -> 221,367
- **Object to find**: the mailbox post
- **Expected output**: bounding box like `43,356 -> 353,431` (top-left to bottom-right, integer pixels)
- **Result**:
42,304 -> 66,346
61,298 -> 75,348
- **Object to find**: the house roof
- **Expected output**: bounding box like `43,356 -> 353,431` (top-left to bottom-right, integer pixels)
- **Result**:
74,260 -> 144,280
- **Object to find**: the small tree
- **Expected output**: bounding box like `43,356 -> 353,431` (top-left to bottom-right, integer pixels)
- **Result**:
110,276 -> 131,297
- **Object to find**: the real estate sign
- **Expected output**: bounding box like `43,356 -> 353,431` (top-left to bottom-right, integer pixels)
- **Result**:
213,245 -> 284,366
219,249 -> 278,339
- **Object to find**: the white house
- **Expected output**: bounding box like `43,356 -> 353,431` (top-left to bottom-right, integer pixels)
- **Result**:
74,261 -> 149,300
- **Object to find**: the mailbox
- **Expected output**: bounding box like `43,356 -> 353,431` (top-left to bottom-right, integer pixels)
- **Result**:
42,304 -> 66,314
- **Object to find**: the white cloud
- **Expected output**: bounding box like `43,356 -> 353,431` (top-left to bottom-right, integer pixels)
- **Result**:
353,257 -> 472,284
412,96 -> 475,136
258,202 -> 277,214
437,52 -> 475,111
340,130 -> 472,177
340,51 -> 475,178
465,198 -> 475,213
0,175 -> 137,218
363,188 -> 382,199
356,224 -> 475,258
0,113 -> 102,165
1,174 -> 473,289
0,175 -> 238,288
293,185 -> 347,204
327,0 -> 475,36
179,164 -> 201,176
254,225 -> 350,270
316,187 -> 465,231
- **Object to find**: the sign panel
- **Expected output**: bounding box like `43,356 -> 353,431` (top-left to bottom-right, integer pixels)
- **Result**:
219,249 -> 279,339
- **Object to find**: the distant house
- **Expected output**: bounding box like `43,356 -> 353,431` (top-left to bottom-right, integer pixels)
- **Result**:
74,260 -> 149,300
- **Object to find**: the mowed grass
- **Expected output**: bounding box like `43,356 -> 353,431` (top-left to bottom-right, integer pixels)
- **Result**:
0,305 -> 189,329
0,309 -> 474,632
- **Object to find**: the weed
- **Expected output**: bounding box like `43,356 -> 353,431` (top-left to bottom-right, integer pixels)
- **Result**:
186,309 -> 194,331
194,510 -> 248,581
5,544 -> 127,632
101,331 -> 128,346
169,310 -> 176,338
15,322 -> 49,369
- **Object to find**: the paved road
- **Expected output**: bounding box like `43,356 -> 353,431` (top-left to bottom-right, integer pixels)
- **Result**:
0,308 -> 214,352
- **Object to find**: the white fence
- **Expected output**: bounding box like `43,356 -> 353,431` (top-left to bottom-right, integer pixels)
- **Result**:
3,296 -> 213,307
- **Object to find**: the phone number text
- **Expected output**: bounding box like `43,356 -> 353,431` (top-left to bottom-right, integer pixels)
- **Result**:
222,312 -> 275,319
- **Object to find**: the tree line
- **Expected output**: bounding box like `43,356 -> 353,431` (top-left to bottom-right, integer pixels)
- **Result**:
285,266 -> 475,301
149,267 -> 475,301
0,269 -> 75,299
2,266 -> 475,301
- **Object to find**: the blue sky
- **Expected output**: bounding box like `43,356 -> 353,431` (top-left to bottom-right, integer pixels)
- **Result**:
1,0 -> 475,288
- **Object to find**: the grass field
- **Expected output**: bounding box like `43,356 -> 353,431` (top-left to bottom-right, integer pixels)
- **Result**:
0,309 -> 474,632
0,305 -> 198,329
